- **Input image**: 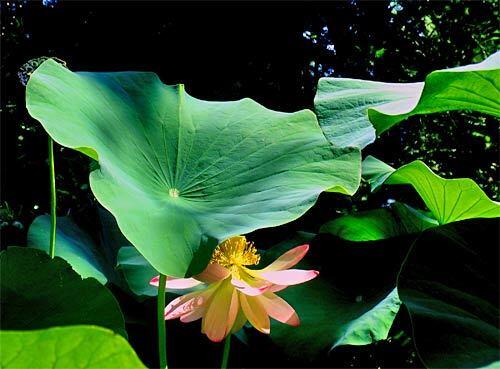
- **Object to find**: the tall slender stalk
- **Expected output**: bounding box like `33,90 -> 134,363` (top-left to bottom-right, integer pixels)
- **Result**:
157,274 -> 168,369
221,334 -> 231,369
48,137 -> 56,258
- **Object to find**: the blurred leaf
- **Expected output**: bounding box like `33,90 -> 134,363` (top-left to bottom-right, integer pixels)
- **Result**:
363,156 -> 500,224
320,202 -> 438,241
422,15 -> 437,38
398,219 -> 500,368
375,47 -> 386,59
267,233 -> 412,359
0,247 -> 126,337
315,51 -> 500,148
0,326 -> 146,369
116,246 -> 157,297
97,205 -> 132,266
26,59 -> 360,277
257,231 -> 316,268
28,215 -> 108,284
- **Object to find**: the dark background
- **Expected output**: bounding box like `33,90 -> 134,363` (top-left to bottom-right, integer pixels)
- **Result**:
1,1 -> 498,368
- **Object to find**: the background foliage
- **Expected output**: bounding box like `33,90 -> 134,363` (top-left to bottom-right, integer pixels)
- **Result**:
1,1 -> 498,368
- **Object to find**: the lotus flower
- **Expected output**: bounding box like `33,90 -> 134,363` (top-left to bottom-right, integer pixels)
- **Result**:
150,236 -> 319,342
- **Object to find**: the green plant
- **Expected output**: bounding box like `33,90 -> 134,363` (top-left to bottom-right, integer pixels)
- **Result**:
1,51 -> 498,369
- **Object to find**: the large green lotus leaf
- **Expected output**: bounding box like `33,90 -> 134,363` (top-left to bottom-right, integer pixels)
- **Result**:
369,52 -> 500,135
28,215 -> 108,284
0,247 -> 126,337
320,202 -> 438,241
398,219 -> 500,368
315,78 -> 421,148
26,59 -> 360,277
315,51 -> 500,148
266,233 -> 412,359
0,326 -> 146,369
362,156 -> 500,224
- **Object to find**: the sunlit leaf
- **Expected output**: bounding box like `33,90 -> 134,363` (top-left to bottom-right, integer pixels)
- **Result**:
333,288 -> 400,347
315,51 -> 500,148
398,219 -> 500,368
361,154 -> 395,189
26,59 -> 360,277
362,156 -> 500,224
479,361 -> 500,369
0,247 -> 126,337
0,326 -> 146,369
320,202 -> 438,241
315,78 -> 418,148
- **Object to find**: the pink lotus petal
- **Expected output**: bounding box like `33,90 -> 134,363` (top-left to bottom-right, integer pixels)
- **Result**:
150,275 -> 160,287
180,307 -> 205,323
259,269 -> 319,286
240,293 -> 270,334
150,275 -> 203,289
259,292 -> 299,326
164,287 -> 214,320
196,263 -> 230,283
167,277 -> 203,289
262,244 -> 310,272
203,280 -> 238,342
164,292 -> 201,320
269,284 -> 287,293
231,277 -> 270,296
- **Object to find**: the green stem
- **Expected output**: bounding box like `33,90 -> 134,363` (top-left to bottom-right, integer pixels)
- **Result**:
157,274 -> 168,369
48,137 -> 56,259
221,334 -> 231,369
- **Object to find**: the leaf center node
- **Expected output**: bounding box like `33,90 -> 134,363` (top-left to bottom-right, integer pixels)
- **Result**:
169,188 -> 180,198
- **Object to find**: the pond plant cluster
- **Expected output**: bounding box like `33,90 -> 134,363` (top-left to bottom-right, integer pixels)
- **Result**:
1,2 -> 499,369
